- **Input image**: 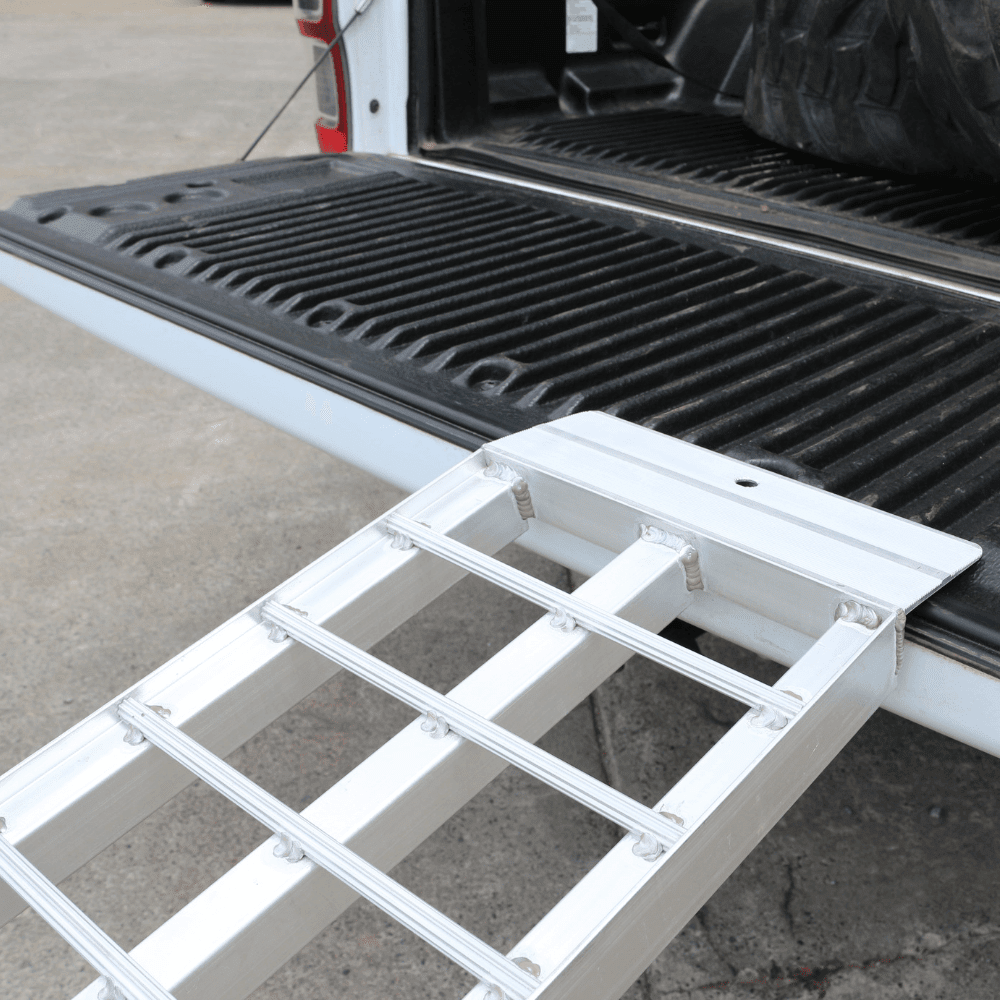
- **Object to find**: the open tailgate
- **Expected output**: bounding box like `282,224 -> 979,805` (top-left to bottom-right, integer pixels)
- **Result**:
2,151 -> 1000,733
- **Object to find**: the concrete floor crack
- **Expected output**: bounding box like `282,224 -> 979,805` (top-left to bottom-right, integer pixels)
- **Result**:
782,858 -> 797,938
589,685 -> 626,808
693,906 -> 739,978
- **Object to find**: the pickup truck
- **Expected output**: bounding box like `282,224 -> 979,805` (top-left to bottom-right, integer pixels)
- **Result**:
1,2 -> 998,999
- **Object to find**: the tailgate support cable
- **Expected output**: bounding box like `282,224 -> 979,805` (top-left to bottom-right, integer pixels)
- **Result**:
240,0 -> 376,162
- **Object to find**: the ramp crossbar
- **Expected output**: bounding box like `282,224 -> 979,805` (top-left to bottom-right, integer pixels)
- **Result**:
260,599 -> 684,854
115,698 -> 538,1000
385,513 -> 802,718
0,828 -> 175,1000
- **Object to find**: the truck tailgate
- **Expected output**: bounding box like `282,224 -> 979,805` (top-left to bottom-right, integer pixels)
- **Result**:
2,151 -> 999,675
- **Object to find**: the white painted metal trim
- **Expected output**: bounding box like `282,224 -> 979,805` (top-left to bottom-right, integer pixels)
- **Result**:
337,0 -> 408,154
886,643 -> 1000,757
0,251 -> 467,494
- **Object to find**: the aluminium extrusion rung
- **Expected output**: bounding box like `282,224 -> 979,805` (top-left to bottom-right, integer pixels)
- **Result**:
259,599 -> 683,855
0,826 -> 174,1000
384,513 -> 802,719
116,698 -> 539,1000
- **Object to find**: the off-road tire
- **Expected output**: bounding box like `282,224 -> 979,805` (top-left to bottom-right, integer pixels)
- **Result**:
744,0 -> 1000,181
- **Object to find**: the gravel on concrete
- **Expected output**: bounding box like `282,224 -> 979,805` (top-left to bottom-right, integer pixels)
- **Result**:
1,4 -> 998,999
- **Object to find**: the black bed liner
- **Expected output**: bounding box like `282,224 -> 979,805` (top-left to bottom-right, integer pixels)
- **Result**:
511,110 -> 1000,254
447,108 -> 1000,294
2,152 -> 998,674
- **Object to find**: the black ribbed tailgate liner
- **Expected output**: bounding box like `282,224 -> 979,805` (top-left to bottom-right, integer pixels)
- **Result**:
2,153 -> 998,668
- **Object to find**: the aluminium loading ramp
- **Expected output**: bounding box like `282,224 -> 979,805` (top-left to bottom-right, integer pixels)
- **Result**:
0,413 -> 980,1000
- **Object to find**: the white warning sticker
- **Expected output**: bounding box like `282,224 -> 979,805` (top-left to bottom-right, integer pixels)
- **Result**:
566,0 -> 598,54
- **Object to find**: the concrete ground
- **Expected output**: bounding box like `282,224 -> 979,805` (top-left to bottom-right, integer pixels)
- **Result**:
1,2 -> 998,998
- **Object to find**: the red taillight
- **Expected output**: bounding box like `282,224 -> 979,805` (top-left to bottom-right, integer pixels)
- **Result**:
315,118 -> 348,153
296,2 -> 349,153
